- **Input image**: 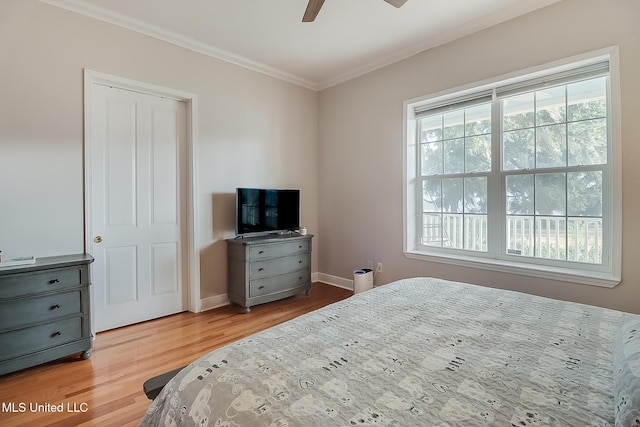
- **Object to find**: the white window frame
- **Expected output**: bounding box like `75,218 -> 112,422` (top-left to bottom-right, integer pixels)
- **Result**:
403,47 -> 622,287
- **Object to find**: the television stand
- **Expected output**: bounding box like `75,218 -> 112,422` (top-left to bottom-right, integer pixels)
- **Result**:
226,234 -> 313,312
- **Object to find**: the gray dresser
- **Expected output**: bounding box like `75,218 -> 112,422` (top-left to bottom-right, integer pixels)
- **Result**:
227,234 -> 313,312
0,254 -> 94,375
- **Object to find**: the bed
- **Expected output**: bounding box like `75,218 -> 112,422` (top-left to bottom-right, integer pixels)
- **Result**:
138,277 -> 640,426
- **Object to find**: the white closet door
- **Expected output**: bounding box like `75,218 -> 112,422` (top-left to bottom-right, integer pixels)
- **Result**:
89,83 -> 187,332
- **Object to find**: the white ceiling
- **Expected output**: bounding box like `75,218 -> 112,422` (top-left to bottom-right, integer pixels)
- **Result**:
40,0 -> 561,90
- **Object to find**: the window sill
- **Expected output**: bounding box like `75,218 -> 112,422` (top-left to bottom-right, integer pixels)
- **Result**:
403,249 -> 620,288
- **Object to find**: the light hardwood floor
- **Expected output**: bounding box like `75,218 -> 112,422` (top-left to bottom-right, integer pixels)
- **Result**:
0,282 -> 353,427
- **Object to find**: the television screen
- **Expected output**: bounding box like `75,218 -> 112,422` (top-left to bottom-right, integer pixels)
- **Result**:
236,188 -> 300,236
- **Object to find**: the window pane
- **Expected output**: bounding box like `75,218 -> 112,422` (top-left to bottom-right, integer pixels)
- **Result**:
535,217 -> 567,260
506,174 -> 534,215
567,171 -> 602,217
444,138 -> 465,174
503,129 -> 535,170
536,124 -> 566,168
421,142 -> 442,176
503,93 -> 534,131
466,135 -> 491,172
420,116 -> 442,142
443,214 -> 464,249
465,104 -> 491,136
507,216 -> 534,256
568,218 -> 602,263
535,173 -> 566,215
422,179 -> 441,212
464,177 -> 487,214
444,110 -> 464,139
568,77 -> 606,121
536,86 -> 566,126
464,214 -> 488,251
442,178 -> 463,213
422,213 -> 443,247
568,118 -> 607,166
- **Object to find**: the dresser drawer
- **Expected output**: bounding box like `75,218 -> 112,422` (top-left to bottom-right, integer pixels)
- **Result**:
0,317 -> 82,361
248,240 -> 310,261
249,270 -> 311,298
0,291 -> 81,331
249,254 -> 310,280
0,267 -> 83,299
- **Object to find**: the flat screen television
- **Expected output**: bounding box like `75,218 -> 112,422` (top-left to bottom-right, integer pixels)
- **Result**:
235,188 -> 300,236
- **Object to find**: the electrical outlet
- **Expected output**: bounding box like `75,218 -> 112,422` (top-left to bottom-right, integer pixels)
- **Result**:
366,260 -> 373,269
376,262 -> 383,273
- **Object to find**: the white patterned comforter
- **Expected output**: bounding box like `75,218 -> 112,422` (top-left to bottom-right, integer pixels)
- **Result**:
139,277 -> 637,426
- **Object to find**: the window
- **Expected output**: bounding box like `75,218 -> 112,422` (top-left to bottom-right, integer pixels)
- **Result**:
404,49 -> 621,287
418,101 -> 492,251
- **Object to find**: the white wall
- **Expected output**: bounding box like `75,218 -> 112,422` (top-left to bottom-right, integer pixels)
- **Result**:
0,0 -> 318,299
317,0 -> 640,313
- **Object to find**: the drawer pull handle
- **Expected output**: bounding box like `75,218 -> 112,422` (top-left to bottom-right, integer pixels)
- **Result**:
258,267 -> 264,272
49,279 -> 60,284
50,304 -> 61,310
298,245 -> 303,248
298,260 -> 302,264
258,285 -> 265,290
51,331 -> 62,337
258,250 -> 264,254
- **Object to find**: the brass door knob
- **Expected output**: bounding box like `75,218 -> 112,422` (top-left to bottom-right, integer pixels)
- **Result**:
94,236 -> 103,243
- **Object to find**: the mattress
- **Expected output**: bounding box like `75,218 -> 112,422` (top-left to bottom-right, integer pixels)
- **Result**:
138,277 -> 639,426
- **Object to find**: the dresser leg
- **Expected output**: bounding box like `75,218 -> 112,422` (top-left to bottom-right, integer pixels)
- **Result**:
80,349 -> 92,360
243,306 -> 251,314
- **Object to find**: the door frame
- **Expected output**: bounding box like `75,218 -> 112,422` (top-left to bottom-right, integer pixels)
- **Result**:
83,69 -> 201,319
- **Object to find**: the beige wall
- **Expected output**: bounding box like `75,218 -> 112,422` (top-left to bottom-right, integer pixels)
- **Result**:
317,0 -> 640,313
2,0 -> 639,314
0,1 -> 318,300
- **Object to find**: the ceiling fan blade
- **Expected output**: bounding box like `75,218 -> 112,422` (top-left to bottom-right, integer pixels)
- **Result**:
384,0 -> 408,7
303,0 -> 326,22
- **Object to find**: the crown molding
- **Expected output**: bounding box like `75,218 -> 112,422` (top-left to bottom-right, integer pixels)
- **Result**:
38,0 -> 319,90
317,0 -> 562,90
39,0 -> 560,92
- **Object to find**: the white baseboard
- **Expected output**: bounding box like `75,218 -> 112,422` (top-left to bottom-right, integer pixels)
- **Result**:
199,293 -> 230,312
197,272 -> 354,312
314,272 -> 354,291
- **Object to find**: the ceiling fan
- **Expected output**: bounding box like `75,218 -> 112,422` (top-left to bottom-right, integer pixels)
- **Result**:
302,0 -> 408,22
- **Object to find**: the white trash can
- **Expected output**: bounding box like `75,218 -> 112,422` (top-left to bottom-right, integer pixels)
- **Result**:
353,268 -> 373,293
